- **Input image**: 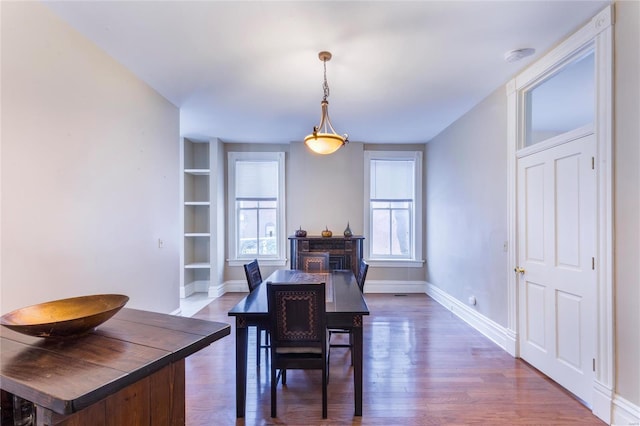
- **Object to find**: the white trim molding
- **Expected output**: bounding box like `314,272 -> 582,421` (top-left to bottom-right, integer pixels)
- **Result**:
365,260 -> 425,268
180,279 -> 210,298
363,280 -> 426,294
426,283 -> 512,352
209,279 -> 247,297
611,394 -> 640,426
227,151 -> 287,265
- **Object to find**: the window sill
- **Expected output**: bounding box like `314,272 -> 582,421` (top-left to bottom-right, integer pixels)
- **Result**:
366,259 -> 425,268
227,258 -> 288,267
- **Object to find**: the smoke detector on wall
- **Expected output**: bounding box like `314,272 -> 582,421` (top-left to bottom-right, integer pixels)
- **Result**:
504,48 -> 536,63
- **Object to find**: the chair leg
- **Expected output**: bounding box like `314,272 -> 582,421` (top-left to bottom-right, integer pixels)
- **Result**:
322,363 -> 328,418
327,348 -> 331,384
265,330 -> 270,362
271,364 -> 277,417
256,327 -> 261,367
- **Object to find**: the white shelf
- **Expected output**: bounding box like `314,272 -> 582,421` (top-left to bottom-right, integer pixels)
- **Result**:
184,168 -> 210,176
182,138 -> 214,293
185,262 -> 211,269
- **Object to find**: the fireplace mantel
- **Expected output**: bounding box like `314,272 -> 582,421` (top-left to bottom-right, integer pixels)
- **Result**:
289,235 -> 364,277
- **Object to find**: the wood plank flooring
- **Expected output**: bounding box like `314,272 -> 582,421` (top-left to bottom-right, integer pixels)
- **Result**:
186,293 -> 604,425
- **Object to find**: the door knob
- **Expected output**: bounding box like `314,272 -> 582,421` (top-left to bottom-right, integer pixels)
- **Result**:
514,267 -> 525,274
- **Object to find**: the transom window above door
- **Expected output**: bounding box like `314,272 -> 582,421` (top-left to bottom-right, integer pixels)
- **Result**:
523,48 -> 595,147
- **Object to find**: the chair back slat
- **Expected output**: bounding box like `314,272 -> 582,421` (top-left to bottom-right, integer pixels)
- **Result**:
298,252 -> 330,272
244,259 -> 263,292
356,259 -> 369,292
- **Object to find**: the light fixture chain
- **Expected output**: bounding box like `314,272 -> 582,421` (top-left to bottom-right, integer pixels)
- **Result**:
322,59 -> 330,101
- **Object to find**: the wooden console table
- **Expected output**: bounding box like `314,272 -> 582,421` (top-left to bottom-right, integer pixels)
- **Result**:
289,235 -> 364,276
0,308 -> 230,425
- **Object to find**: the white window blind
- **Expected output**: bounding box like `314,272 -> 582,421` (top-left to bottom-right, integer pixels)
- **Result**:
370,159 -> 415,200
235,161 -> 278,199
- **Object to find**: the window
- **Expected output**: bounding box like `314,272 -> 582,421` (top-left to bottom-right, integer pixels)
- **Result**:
524,48 -> 595,147
228,152 -> 286,265
364,151 -> 423,267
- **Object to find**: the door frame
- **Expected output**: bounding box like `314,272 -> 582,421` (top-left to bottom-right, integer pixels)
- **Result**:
505,6 -> 613,422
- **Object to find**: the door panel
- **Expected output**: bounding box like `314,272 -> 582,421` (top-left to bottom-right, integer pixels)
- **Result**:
517,135 -> 596,404
525,163 -> 545,262
555,154 -> 581,268
556,290 -> 582,370
525,281 -> 546,350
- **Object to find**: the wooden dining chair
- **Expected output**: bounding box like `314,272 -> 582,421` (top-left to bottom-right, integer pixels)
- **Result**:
356,259 -> 369,292
267,281 -> 328,418
243,259 -> 269,367
298,252 -> 330,272
328,259 -> 369,367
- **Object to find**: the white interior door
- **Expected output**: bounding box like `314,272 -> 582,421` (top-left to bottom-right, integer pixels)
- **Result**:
516,134 -> 596,404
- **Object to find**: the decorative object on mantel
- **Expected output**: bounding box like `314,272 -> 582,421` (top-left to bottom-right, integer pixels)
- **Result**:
295,227 -> 307,237
321,227 -> 333,238
343,222 -> 353,237
0,294 -> 129,338
304,51 -> 349,155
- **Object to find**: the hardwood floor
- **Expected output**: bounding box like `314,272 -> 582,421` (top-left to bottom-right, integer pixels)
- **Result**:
186,293 -> 604,425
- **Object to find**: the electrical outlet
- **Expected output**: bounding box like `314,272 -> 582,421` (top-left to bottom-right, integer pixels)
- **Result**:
158,238 -> 164,249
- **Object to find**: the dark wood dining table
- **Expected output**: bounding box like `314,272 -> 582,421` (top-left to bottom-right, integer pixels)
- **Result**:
228,269 -> 370,417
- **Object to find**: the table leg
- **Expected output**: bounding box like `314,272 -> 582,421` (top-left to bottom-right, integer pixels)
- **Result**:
352,315 -> 363,416
235,317 -> 248,418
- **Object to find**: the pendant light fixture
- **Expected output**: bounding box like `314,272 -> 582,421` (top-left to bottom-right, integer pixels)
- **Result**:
304,51 -> 349,155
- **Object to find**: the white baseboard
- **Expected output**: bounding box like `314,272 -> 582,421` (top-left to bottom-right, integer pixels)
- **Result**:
593,381 -> 614,424
612,394 -> 640,425
180,283 -> 191,299
181,280 -> 210,298
209,280 -> 247,297
425,282 -> 511,352
364,280 -> 426,293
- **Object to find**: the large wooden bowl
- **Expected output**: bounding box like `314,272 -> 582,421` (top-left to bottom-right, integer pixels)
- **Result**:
0,294 -> 129,338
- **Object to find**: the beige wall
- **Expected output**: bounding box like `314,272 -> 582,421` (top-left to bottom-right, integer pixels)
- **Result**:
288,141 -> 365,241
1,2 -> 180,314
613,0 -> 640,407
425,87 -> 509,325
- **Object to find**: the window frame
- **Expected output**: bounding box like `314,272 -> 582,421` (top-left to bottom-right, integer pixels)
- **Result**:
364,150 -> 424,268
227,151 -> 286,267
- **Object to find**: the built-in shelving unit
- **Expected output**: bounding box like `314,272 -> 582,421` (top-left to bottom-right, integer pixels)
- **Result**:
180,138 -> 213,297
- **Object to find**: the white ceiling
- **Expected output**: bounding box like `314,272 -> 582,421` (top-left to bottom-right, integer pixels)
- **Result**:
43,0 -> 609,144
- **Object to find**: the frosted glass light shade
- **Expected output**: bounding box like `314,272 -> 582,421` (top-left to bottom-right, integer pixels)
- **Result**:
304,133 -> 346,155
